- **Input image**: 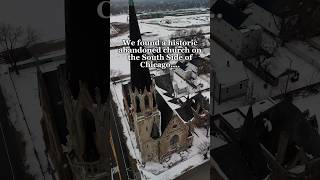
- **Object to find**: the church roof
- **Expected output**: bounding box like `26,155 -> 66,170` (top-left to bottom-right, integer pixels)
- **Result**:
176,93 -> 209,122
190,57 -> 205,67
154,73 -> 174,97
176,61 -> 188,71
156,92 -> 174,134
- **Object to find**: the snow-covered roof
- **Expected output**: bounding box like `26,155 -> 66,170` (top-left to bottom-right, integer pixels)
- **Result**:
264,56 -> 288,78
172,72 -> 188,89
214,60 -> 248,86
239,98 -> 276,118
211,135 -> 227,149
222,109 -> 246,129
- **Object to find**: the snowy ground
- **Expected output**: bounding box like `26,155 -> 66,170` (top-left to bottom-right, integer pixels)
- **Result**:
111,81 -> 209,180
0,60 -> 65,180
142,14 -> 209,28
110,14 -> 210,47
293,93 -> 320,135
110,49 -> 130,76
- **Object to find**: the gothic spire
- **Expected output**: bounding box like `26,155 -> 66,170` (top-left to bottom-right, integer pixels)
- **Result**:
129,0 -> 152,92
65,0 -> 109,103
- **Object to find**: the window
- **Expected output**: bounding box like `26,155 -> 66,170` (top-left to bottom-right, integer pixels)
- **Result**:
146,126 -> 148,131
240,83 -> 243,89
144,95 -> 149,108
81,109 -> 100,162
170,135 -> 179,146
136,96 -> 141,112
173,124 -> 177,128
226,88 -> 229,93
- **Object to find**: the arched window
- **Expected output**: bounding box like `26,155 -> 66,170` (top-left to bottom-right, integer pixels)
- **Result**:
81,109 -> 100,162
153,93 -> 156,107
170,135 -> 179,147
136,96 -> 141,113
144,95 -> 149,109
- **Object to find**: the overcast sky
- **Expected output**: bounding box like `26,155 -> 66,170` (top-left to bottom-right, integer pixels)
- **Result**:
0,0 -> 65,41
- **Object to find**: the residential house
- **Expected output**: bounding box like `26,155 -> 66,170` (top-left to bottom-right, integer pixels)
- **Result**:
214,60 -> 249,103
211,0 -> 262,59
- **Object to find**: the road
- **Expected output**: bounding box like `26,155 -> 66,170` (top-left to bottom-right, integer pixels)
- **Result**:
0,123 -> 15,180
175,161 -> 210,180
110,98 -> 137,180
0,88 -> 28,180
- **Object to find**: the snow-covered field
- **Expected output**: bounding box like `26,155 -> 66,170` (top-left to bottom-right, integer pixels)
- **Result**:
0,60 -> 64,180
142,14 -> 209,28
110,14 -> 210,47
111,81 -> 209,180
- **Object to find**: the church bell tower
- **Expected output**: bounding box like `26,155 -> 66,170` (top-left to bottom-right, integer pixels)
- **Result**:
127,0 -> 161,162
61,0 -> 111,179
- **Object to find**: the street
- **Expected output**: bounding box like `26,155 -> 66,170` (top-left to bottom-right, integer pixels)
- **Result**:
0,88 -> 30,180
0,122 -> 15,180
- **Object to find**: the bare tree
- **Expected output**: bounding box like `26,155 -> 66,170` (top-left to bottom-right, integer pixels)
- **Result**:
171,29 -> 206,47
0,23 -> 40,74
23,26 -> 40,48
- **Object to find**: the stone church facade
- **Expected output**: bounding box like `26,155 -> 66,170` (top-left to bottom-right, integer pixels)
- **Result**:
122,81 -> 193,162
37,0 -> 110,179
121,0 -> 196,163
38,66 -> 110,180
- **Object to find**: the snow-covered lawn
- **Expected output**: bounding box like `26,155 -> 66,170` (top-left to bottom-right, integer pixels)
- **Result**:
294,93 -> 320,135
110,49 -> 130,76
111,81 -> 209,180
0,61 -> 64,180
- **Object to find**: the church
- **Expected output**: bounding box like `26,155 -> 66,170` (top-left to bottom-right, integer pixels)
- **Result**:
122,0 -> 209,163
37,0 -> 110,179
